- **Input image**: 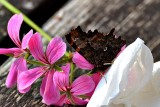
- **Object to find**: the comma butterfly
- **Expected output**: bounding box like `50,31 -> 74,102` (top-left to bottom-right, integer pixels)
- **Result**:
65,26 -> 126,71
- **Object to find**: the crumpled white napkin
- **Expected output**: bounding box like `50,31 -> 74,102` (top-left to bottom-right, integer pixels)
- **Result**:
87,38 -> 160,107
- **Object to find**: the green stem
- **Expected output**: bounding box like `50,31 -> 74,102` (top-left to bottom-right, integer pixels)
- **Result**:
53,65 -> 63,72
69,63 -> 74,84
55,58 -> 69,65
0,0 -> 51,41
24,52 -> 30,59
27,59 -> 45,66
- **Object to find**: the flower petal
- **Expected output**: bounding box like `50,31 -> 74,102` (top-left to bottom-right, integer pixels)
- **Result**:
0,48 -> 22,57
18,67 -> 44,92
152,61 -> 160,93
54,63 -> 70,90
128,88 -> 160,107
72,95 -> 88,105
54,94 -> 66,106
29,33 -> 48,63
72,52 -> 94,70
21,29 -> 33,49
71,75 -> 95,95
16,58 -> 30,93
46,37 -> 66,64
87,38 -> 154,106
18,87 -> 31,94
42,70 -> 60,105
91,72 -> 102,86
7,14 -> 22,47
6,57 -> 24,88
87,72 -> 102,96
17,57 -> 27,72
40,74 -> 47,97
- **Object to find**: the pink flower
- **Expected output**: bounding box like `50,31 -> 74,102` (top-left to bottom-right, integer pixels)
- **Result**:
86,72 -> 102,97
72,52 -> 94,70
18,33 -> 66,105
54,63 -> 95,106
0,14 -> 33,88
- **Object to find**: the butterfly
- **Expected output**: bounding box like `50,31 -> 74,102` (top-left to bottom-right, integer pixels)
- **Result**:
65,26 -> 126,71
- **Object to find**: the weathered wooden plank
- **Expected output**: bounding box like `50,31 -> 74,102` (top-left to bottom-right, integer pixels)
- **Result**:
44,0 -> 160,61
1,0 -> 160,106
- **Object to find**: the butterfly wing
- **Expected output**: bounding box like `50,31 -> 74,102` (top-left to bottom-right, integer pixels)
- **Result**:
65,26 -> 126,71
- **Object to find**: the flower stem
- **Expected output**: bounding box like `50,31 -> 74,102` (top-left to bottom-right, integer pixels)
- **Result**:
53,65 -> 63,72
27,59 -> 45,66
0,0 -> 52,41
69,63 -> 74,84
